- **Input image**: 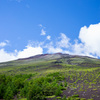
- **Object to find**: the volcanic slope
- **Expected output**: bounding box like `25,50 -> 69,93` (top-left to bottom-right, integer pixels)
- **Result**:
0,53 -> 100,100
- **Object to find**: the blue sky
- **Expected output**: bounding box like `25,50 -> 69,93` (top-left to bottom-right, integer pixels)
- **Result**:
1,0 -> 100,62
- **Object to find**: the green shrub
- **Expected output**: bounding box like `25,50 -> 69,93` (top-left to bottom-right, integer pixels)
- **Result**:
0,83 -> 5,98
55,87 -> 62,96
72,94 -> 79,98
0,73 -> 64,100
4,86 -> 13,100
27,84 -> 44,100
64,81 -> 67,87
57,96 -> 61,99
20,82 -> 29,97
60,82 -> 63,87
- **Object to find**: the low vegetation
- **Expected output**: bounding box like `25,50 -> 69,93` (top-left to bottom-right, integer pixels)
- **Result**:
0,54 -> 100,100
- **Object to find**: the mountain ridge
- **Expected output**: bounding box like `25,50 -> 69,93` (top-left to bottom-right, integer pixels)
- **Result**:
0,53 -> 98,64
0,53 -> 100,68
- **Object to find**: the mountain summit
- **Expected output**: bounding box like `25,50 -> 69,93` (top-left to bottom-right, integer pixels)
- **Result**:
0,53 -> 100,68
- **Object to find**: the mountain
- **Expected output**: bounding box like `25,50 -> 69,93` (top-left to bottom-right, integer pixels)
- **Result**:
0,53 -> 100,69
0,53 -> 100,100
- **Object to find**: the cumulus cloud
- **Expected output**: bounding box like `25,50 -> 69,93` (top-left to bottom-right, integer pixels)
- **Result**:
45,23 -> 100,58
0,42 -> 7,47
45,42 -> 63,53
45,33 -> 71,54
47,47 -> 63,53
57,33 -> 70,48
0,44 -> 43,62
0,49 -> 17,62
47,35 -> 51,40
79,23 -> 100,57
17,45 -> 43,58
41,29 -> 46,35
0,40 -> 9,47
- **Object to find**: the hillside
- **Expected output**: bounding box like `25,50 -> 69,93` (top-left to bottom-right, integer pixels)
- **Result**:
0,53 -> 100,100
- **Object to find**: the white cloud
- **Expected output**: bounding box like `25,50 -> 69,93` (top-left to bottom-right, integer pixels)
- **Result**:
72,40 -> 84,55
47,35 -> 51,40
45,28 -> 100,58
0,42 -> 7,47
47,46 -> 63,54
46,33 -> 71,54
0,49 -> 17,62
17,45 -> 43,58
0,44 -> 43,62
57,33 -> 70,48
48,23 -> 100,58
45,41 -> 62,53
79,23 -> 100,57
41,29 -> 46,35
0,40 -> 9,47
